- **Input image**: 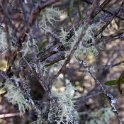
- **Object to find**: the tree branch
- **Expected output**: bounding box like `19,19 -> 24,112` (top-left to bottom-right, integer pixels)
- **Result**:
19,0 -> 59,44
82,0 -> 124,20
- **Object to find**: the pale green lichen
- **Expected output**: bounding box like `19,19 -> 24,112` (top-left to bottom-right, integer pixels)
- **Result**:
85,107 -> 114,124
31,118 -> 43,124
20,34 -> 37,57
59,28 -> 70,47
39,7 -> 63,31
0,28 -> 8,50
4,79 -> 30,113
48,83 -> 79,124
74,23 -> 100,59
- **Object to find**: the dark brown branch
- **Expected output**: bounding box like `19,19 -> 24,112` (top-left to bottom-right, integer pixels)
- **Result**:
96,1 -> 124,37
75,91 -> 103,108
19,0 -> 59,44
93,0 -> 110,17
82,0 -> 124,20
86,0 -> 99,22
96,29 -> 124,44
19,0 -> 28,22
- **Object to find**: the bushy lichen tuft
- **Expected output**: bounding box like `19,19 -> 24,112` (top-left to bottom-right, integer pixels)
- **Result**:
20,34 -> 37,57
85,107 -> 114,124
4,79 -> 31,113
74,23 -> 100,61
39,7 -> 63,31
48,83 -> 79,124
59,28 -> 70,47
0,28 -> 8,50
59,22 -> 100,64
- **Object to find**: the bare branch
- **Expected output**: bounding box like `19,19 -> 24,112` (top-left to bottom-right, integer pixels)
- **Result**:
82,0 -> 124,20
19,0 -> 60,44
0,113 -> 23,119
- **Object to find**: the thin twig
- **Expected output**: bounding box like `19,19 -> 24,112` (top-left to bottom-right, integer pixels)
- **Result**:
19,0 -> 28,22
96,29 -> 124,44
97,1 -> 124,36
0,113 -> 23,118
86,66 -> 122,124
79,60 -> 124,71
91,0 -> 110,18
82,0 -> 124,20
75,91 -> 103,106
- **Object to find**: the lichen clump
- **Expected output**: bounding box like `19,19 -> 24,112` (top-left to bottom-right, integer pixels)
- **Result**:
48,84 -> 79,124
85,107 -> 114,124
4,79 -> 31,113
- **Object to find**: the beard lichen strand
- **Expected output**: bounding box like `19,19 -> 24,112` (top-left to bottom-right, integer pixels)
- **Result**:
48,83 -> 79,124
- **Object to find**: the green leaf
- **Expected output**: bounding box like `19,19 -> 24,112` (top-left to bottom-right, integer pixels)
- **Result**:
68,0 -> 75,22
117,71 -> 124,94
104,80 -> 118,86
0,87 -> 6,95
118,71 -> 124,83
38,40 -> 47,51
77,0 -> 82,19
104,71 -> 124,86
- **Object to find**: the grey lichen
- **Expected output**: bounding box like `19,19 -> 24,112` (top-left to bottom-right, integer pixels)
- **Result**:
4,78 -> 31,113
48,83 -> 79,124
74,23 -> 100,60
85,107 -> 114,124
0,28 -> 8,50
39,7 -> 63,32
59,22 -> 101,64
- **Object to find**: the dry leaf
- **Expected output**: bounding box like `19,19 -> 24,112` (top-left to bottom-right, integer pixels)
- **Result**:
0,59 -> 8,71
0,87 -> 6,95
